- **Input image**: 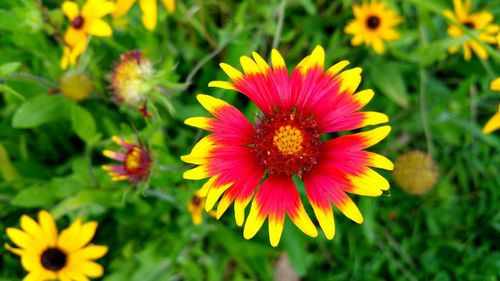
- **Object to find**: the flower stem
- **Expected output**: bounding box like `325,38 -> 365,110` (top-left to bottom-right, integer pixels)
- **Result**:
272,0 -> 287,50
418,9 -> 434,155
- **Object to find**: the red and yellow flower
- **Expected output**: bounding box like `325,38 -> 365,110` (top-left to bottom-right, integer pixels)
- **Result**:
113,0 -> 176,31
102,136 -> 152,183
181,46 -> 393,246
444,0 -> 499,61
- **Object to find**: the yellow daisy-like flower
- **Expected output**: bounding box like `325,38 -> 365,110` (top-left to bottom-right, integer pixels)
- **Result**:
444,0 -> 499,61
113,0 -> 176,31
60,0 -> 115,69
188,191 -> 217,225
482,78 -> 500,134
5,210 -> 108,281
344,0 -> 402,54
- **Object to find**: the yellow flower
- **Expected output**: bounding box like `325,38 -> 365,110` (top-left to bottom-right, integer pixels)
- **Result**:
482,78 -> 500,134
60,40 -> 87,70
187,190 -> 216,225
5,210 -> 108,281
62,0 -> 115,47
444,0 -> 499,61
113,0 -> 176,31
344,0 -> 402,54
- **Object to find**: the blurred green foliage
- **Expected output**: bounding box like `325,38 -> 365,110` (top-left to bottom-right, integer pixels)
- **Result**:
1,0 -> 499,280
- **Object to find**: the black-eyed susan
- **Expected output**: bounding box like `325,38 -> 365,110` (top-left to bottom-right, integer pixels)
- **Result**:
59,71 -> 94,102
444,0 -> 499,61
393,151 -> 439,195
111,51 -> 154,110
102,136 -> 151,183
344,0 -> 402,54
113,0 -> 176,31
60,0 -> 115,69
5,210 -> 108,280
482,78 -> 500,134
181,46 -> 393,246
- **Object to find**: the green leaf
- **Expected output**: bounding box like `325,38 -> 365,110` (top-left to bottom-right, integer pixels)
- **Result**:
71,103 -> 98,143
0,62 -> 21,77
12,95 -> 70,128
0,143 -> 20,181
0,84 -> 25,101
368,62 -> 409,108
11,184 -> 55,207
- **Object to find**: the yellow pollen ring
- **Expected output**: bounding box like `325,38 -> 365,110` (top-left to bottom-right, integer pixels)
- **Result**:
126,147 -> 142,170
273,125 -> 304,155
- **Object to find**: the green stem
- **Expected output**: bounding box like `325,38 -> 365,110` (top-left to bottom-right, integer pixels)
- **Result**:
418,9 -> 435,155
272,0 -> 287,50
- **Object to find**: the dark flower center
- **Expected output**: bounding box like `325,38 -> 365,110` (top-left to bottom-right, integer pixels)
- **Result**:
463,21 -> 475,29
41,248 -> 67,271
72,16 -> 85,29
191,196 -> 202,206
252,110 -> 321,178
366,16 -> 381,29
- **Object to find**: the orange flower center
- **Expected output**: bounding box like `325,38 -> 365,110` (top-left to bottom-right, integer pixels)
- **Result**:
273,125 -> 304,155
41,248 -> 67,271
72,16 -> 84,29
124,146 -> 151,179
252,110 -> 321,177
366,15 -> 381,30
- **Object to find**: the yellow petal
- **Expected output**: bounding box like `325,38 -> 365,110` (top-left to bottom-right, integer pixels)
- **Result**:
353,89 -> 374,107
208,81 -> 236,90
310,203 -> 335,240
58,219 -> 82,252
62,1 -> 79,20
360,112 -> 389,127
216,193 -> 233,219
71,221 -> 98,251
234,197 -> 251,227
240,56 -> 261,75
252,52 -> 271,73
183,165 -> 210,180
86,19 -> 113,37
268,214 -> 284,247
243,202 -> 266,240
289,204 -> 318,238
271,49 -> 286,70
20,215 -> 47,247
113,0 -> 136,18
337,67 -> 362,94
483,111 -> 500,134
219,63 -> 244,81
72,245 -> 108,260
196,94 -> 230,115
139,0 -> 157,30
205,182 -> 233,211
80,261 -> 104,278
180,136 -> 215,165
184,117 -> 214,130
38,210 -> 58,247
365,152 -> 394,170
335,195 -> 364,223
326,60 -> 349,77
6,228 -> 39,251
161,0 -> 176,14
490,78 -> 500,91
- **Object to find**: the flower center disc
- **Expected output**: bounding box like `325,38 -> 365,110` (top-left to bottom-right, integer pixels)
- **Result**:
463,21 -> 475,29
41,248 -> 67,271
366,16 -> 381,29
72,16 -> 85,29
125,146 -> 150,175
252,111 -> 321,177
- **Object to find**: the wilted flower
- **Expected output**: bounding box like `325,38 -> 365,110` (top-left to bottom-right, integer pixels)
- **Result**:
113,0 -> 176,31
5,210 -> 108,280
182,46 -> 393,246
344,0 -> 402,54
444,0 -> 499,61
393,150 -> 439,195
111,51 -> 154,111
59,71 -> 94,101
187,190 -> 216,225
102,136 -> 151,183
